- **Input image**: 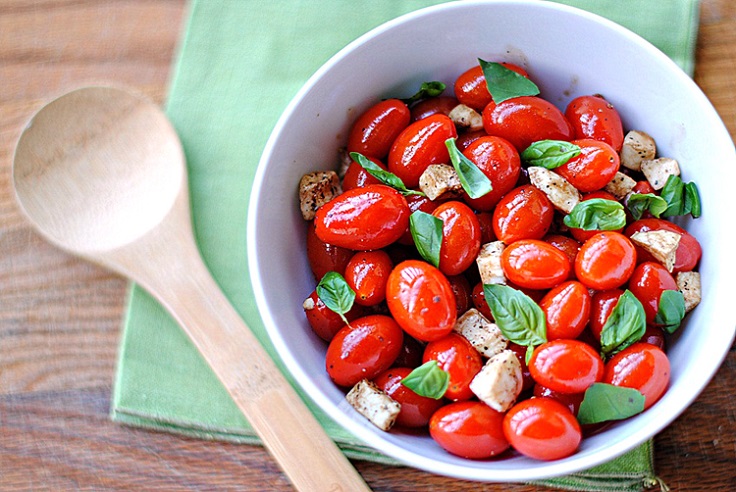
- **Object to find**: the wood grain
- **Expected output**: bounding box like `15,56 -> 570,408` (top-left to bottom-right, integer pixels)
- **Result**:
1,1 -> 734,491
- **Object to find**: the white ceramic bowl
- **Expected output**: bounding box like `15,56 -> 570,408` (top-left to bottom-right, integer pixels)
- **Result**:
248,0 -> 736,482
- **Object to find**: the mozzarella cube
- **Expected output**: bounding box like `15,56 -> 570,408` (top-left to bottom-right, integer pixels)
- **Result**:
620,130 -> 657,171
298,171 -> 342,220
419,164 -> 463,201
641,157 -> 681,190
527,166 -> 581,214
448,104 -> 484,131
454,308 -> 508,358
676,271 -> 701,312
604,171 -> 637,200
469,350 -> 523,412
630,230 -> 682,272
346,380 -> 401,431
476,241 -> 507,285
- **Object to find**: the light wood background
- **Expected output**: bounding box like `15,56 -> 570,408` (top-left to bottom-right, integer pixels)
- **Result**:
1,1 -> 734,490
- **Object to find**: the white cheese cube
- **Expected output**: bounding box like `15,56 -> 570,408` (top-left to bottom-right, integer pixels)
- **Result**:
604,171 -> 637,200
476,241 -> 507,285
620,130 -> 656,171
469,350 -> 523,413
641,157 -> 681,190
630,230 -> 682,272
454,308 -> 508,358
676,271 -> 701,312
346,379 -> 401,431
448,104 -> 484,131
527,166 -> 581,214
419,164 -> 463,201
298,171 -> 342,220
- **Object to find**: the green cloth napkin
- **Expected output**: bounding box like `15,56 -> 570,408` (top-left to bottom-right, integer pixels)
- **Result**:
112,0 -> 698,490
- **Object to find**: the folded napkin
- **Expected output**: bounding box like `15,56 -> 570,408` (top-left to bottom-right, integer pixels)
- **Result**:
112,0 -> 698,490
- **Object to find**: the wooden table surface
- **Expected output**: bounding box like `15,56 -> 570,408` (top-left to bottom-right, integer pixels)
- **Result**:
1,1 -> 734,490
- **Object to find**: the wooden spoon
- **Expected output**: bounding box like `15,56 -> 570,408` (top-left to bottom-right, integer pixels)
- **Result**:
12,87 -> 371,492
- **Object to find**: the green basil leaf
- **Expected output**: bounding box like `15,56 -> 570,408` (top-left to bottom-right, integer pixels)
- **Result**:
661,174 -> 685,216
410,210 -> 443,268
483,284 -> 547,349
445,137 -> 492,199
400,360 -> 449,399
600,290 -> 646,358
316,271 -> 355,325
563,198 -> 626,231
577,383 -> 646,425
654,290 -> 686,334
479,59 -> 540,104
350,152 -> 425,197
684,182 -> 702,218
401,81 -> 446,105
521,140 -> 581,169
626,193 -> 668,220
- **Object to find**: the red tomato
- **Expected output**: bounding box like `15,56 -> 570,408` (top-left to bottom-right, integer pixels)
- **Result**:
344,250 -> 393,306
569,191 -> 623,243
393,335 -> 425,369
492,185 -> 554,243
628,262 -> 678,324
447,274 -> 473,315
341,155 -> 386,192
460,136 -> 521,211
543,234 -> 581,279
433,201 -> 482,275
632,180 -> 655,195
625,218 -> 702,273
373,367 -> 444,428
507,342 -> 535,392
325,315 -> 403,387
314,184 -> 410,250
386,260 -> 457,342
589,289 -> 624,341
540,281 -> 591,340
454,63 -> 529,111
456,129 -> 488,151
529,339 -> 604,394
423,333 -> 483,401
347,98 -> 410,159
302,290 -> 364,342
603,343 -> 670,410
503,397 -> 582,460
564,95 -> 624,151
641,325 -> 666,350
501,239 -> 571,290
429,401 -> 510,459
471,282 -> 494,320
398,194 -> 440,245
388,114 -> 458,188
475,211 -> 496,243
533,384 -> 585,416
575,232 -> 637,290
305,221 -> 353,281
482,96 -> 574,152
555,139 -> 620,193
410,96 -> 459,121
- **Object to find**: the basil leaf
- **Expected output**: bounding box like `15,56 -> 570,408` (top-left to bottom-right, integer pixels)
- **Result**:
600,290 -> 646,358
409,211 -> 443,268
661,175 -> 685,217
316,271 -> 355,325
577,383 -> 646,425
401,81 -> 446,105
350,152 -> 425,197
626,193 -> 668,220
483,284 -> 547,349
563,198 -> 626,231
479,59 -> 540,104
400,360 -> 449,399
521,140 -> 581,169
445,137 -> 492,199
684,182 -> 702,218
654,290 -> 686,334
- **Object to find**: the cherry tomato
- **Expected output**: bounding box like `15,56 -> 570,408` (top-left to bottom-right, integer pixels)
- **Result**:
447,274 -> 473,315
641,325 -> 666,350
533,384 -> 585,416
373,367 -> 444,428
632,180 -> 655,195
492,185 -> 554,243
575,232 -> 637,290
392,335 -> 425,369
540,281 -> 591,340
460,136 -> 521,211
625,218 -> 702,273
555,139 -> 620,193
347,98 -> 410,159
423,333 -> 483,401
325,315 -> 403,387
305,221 -> 353,281
398,194 -> 440,245
471,282 -> 494,320
341,155 -> 386,192
501,239 -> 571,290
603,342 -> 670,410
529,340 -> 604,394
429,401 -> 510,459
410,96 -> 459,121
569,191 -> 623,243
589,289 -> 624,342
386,260 -> 457,342
503,397 -> 582,461
564,95 -> 624,151
507,342 -> 535,392
344,250 -> 393,306
302,290 -> 364,342
433,201 -> 482,276
456,129 -> 487,151
314,184 -> 410,250
482,96 -> 574,152
454,62 -> 529,111
543,234 -> 580,279
388,114 -> 457,188
627,261 -> 678,324
475,211 -> 496,244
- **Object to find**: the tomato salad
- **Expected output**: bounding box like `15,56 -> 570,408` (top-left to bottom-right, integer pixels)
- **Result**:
297,59 -> 702,461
